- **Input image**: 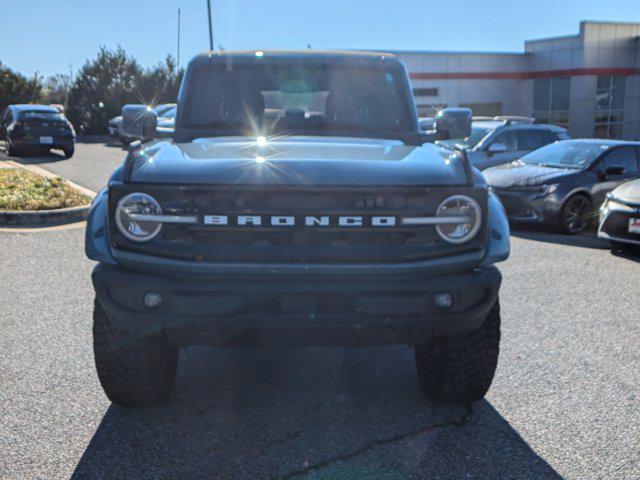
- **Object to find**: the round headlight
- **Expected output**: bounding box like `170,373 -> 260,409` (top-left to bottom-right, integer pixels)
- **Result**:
115,192 -> 162,242
436,195 -> 482,244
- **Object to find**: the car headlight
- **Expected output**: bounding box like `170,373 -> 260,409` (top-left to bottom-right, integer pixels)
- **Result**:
115,192 -> 162,242
509,184 -> 557,197
603,194 -> 635,213
436,195 -> 482,244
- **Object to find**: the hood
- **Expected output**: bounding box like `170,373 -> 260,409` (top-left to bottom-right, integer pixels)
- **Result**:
483,160 -> 578,188
126,136 -> 470,186
611,178 -> 640,203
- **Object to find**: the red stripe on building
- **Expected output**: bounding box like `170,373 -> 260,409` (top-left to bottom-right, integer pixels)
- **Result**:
409,67 -> 637,80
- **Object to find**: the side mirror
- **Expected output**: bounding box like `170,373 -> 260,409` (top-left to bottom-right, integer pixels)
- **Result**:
605,165 -> 624,176
122,104 -> 158,140
487,142 -> 507,155
434,108 -> 472,141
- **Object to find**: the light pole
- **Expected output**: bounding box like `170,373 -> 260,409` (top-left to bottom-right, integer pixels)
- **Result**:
177,7 -> 181,68
206,0 -> 214,51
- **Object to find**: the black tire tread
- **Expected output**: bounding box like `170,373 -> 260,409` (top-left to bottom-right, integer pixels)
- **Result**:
93,300 -> 178,406
415,301 -> 501,403
558,193 -> 592,234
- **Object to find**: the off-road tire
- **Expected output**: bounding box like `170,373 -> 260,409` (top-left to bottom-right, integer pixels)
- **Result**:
414,300 -> 501,404
93,300 -> 179,406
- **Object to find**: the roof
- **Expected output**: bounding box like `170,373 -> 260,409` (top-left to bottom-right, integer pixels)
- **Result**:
10,104 -> 60,113
188,50 -> 401,68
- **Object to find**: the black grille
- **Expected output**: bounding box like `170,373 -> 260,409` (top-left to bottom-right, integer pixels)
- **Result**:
110,185 -> 487,263
602,211 -> 640,241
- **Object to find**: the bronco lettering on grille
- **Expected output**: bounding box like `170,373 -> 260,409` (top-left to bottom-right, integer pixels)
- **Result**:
203,215 -> 397,227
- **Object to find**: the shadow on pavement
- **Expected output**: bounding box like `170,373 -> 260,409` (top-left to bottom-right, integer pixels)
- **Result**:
76,135 -> 129,149
71,346 -> 563,479
510,223 -> 609,250
6,150 -> 66,165
611,247 -> 640,263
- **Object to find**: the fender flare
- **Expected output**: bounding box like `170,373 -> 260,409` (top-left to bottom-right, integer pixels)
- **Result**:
85,187 -> 117,265
481,191 -> 510,265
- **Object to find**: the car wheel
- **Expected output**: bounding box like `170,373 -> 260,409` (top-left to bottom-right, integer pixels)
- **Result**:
414,300 -> 500,404
6,141 -> 21,157
63,146 -> 74,158
93,299 -> 179,406
559,194 -> 592,234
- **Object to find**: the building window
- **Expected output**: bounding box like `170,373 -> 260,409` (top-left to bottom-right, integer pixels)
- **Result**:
460,102 -> 502,117
413,87 -> 439,97
595,75 -> 626,139
533,77 -> 570,128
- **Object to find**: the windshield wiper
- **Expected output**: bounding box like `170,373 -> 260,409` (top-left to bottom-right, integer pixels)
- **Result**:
536,162 -> 578,169
304,122 -> 393,136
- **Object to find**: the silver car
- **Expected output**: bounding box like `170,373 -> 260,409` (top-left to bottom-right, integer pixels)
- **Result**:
108,103 -> 176,144
438,118 -> 570,170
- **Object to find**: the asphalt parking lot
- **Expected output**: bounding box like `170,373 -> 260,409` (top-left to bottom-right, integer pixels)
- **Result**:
1,140 -> 639,479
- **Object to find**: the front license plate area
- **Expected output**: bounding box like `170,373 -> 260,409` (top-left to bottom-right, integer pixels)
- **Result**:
628,218 -> 640,234
39,136 -> 53,144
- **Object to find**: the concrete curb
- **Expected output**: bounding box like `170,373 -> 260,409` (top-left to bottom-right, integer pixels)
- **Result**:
0,205 -> 91,227
0,160 -> 96,227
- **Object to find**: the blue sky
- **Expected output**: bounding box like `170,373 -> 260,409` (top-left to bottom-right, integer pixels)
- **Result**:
2,0 -> 640,77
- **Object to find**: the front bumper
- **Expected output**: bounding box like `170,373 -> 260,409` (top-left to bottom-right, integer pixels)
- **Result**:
92,263 -> 501,347
10,133 -> 74,150
598,203 -> 640,246
492,189 -> 560,224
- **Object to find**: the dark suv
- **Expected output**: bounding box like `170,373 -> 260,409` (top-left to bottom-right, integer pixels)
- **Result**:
1,104 -> 76,157
86,51 -> 510,407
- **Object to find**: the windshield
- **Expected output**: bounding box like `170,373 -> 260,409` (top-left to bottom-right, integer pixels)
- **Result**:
182,63 -> 412,137
521,141 -> 609,169
436,126 -> 492,150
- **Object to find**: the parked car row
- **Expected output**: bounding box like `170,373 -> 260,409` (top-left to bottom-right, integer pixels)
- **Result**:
431,110 -> 639,250
108,103 -> 176,145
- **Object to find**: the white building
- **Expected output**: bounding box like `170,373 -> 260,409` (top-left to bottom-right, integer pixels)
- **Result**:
392,21 -> 640,140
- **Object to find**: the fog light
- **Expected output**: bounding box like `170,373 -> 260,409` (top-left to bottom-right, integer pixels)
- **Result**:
143,292 -> 163,308
434,293 -> 453,309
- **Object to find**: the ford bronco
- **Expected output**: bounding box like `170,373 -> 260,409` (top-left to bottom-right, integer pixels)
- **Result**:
85,51 -> 510,406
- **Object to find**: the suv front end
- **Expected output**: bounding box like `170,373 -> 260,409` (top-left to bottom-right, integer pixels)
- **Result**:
90,178 -> 506,348
85,51 -> 510,407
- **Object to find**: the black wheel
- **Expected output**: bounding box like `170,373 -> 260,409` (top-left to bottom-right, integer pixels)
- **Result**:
6,141 -> 21,157
63,146 -> 74,158
414,300 -> 500,404
119,135 -> 133,146
559,194 -> 592,234
93,300 -> 179,406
